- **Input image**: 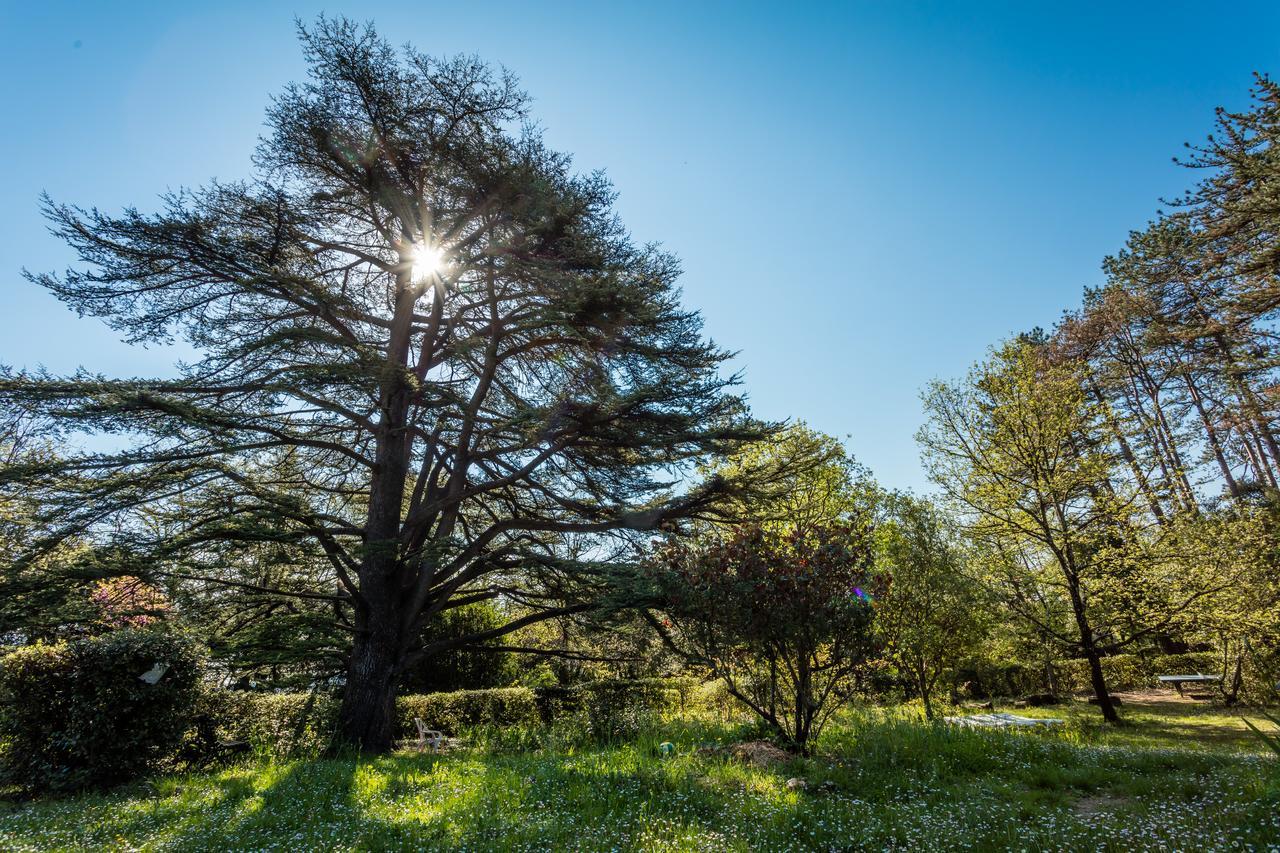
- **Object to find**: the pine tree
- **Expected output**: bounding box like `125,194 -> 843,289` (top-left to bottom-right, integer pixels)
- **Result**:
1,18 -> 773,751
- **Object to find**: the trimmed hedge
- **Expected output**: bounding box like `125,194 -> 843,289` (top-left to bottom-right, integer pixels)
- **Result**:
535,678 -> 686,740
201,690 -> 340,757
398,687 -> 538,735
953,660 -> 1043,698
0,629 -> 204,792
1148,653 -> 1220,678
204,678 -> 695,757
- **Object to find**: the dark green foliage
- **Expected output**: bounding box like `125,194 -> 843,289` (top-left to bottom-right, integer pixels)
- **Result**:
953,658 -> 1044,699
0,16 -> 781,753
196,679 -> 691,758
199,690 -> 341,759
875,491 -> 988,718
398,604 -> 519,694
1052,654 -> 1149,694
0,629 -> 203,792
1147,653 -> 1221,679
532,678 -> 690,741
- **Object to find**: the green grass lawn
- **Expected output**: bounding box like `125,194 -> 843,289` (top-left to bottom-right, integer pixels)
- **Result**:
2,695 -> 1278,851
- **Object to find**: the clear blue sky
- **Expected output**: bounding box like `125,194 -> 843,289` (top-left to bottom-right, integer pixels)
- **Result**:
2,1 -> 1278,491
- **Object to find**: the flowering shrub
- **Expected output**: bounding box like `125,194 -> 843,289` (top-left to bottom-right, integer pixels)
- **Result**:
0,628 -> 203,792
89,576 -> 170,629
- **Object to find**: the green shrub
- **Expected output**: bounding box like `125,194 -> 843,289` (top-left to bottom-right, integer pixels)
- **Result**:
0,629 -> 203,792
562,679 -> 680,741
1241,648 -> 1280,706
397,687 -> 539,736
203,686 -> 541,755
398,604 -> 520,694
953,659 -> 1043,698
694,678 -> 737,717
200,690 -> 339,758
1051,654 -> 1147,693
1148,653 -> 1220,678
531,684 -> 576,723
198,678 -> 694,755
526,678 -> 687,737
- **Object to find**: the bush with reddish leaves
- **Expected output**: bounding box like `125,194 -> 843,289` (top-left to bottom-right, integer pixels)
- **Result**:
651,520 -> 885,754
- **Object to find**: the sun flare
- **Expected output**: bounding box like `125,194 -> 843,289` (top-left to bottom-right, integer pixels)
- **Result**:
409,243 -> 446,282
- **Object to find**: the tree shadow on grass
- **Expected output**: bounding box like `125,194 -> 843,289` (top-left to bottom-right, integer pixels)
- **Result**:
2,745 -> 822,850
0,765 -> 262,850
324,747 -> 802,850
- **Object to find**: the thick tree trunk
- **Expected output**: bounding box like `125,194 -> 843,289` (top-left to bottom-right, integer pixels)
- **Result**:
336,622 -> 402,752
338,268 -> 419,753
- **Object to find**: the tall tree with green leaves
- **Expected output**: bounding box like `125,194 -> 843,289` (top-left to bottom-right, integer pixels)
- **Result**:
707,423 -> 867,533
644,425 -> 883,750
920,339 -> 1194,721
875,492 -> 986,719
0,19 -> 776,751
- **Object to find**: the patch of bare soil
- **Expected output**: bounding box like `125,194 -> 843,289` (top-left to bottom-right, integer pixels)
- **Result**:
1109,688 -> 1207,706
729,740 -> 794,767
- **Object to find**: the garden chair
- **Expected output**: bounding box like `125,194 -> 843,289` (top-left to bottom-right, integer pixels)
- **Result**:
414,717 -> 445,753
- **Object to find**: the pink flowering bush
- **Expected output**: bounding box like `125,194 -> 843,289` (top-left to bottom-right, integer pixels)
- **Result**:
89,576 -> 170,629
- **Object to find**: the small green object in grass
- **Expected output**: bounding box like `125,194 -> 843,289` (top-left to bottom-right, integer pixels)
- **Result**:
658,741 -> 675,757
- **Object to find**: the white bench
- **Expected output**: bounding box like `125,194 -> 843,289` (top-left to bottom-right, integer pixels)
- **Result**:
414,718 -> 445,753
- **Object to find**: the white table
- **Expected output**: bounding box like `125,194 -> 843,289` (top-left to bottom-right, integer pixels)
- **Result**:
1157,674 -> 1220,696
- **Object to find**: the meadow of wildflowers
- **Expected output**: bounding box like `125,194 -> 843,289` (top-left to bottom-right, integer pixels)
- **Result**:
1,699 -> 1276,851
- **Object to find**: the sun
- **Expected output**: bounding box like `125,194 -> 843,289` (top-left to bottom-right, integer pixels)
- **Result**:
409,243 -> 446,282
